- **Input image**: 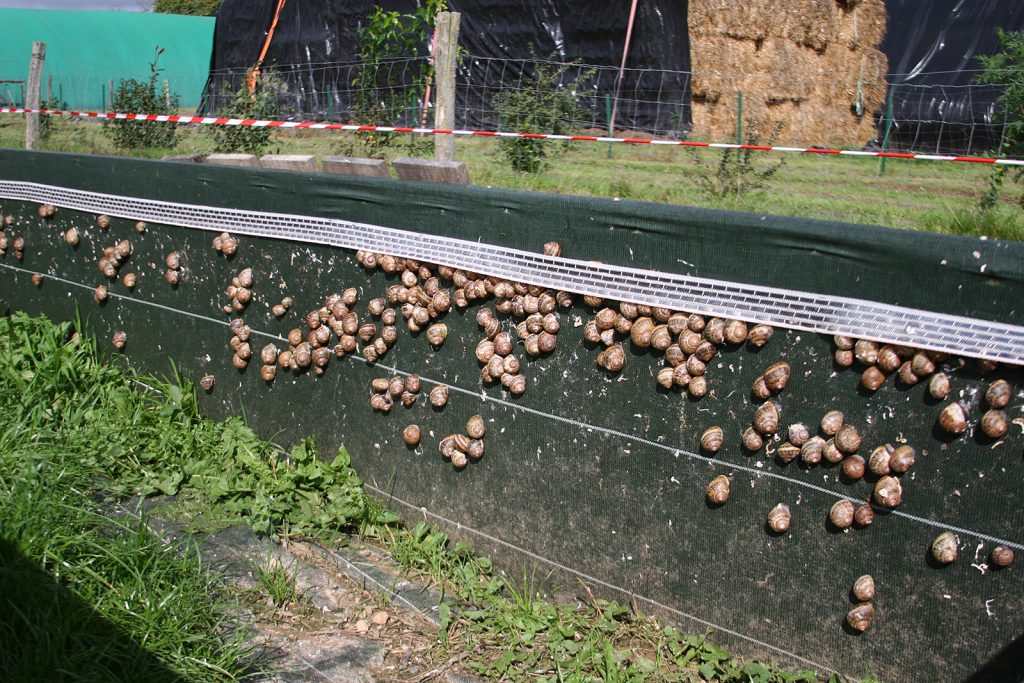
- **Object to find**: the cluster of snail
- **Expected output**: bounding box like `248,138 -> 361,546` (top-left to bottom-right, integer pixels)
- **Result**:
271,296 -> 294,318
222,267 -> 254,314
37,203 -> 56,219
369,373 -> 422,413
846,575 -> 877,633
211,231 -> 238,257
833,336 -> 958,392
276,289 -> 365,376
0,215 -> 26,261
164,250 -> 183,286
938,378 -> 1013,440
226,318 -> 254,371
96,238 -> 133,281
475,308 -> 528,396
930,530 -> 1015,569
439,414 -> 487,469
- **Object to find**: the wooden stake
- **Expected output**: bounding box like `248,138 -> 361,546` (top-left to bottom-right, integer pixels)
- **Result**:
25,41 -> 46,150
433,11 -> 460,162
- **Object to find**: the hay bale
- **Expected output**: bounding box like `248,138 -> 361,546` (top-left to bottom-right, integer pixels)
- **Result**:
689,0 -> 887,147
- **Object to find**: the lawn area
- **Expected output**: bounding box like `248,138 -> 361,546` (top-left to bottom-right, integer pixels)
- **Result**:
2,113 -> 1023,241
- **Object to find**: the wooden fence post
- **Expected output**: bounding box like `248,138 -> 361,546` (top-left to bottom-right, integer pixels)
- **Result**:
25,41 -> 46,150
434,11 -> 460,162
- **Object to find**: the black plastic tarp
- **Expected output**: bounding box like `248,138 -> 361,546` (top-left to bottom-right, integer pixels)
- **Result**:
199,0 -> 691,137
879,0 -> 1024,154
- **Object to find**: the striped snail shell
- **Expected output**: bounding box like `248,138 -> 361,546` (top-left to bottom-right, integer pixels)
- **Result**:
931,531 -> 958,565
688,376 -> 707,398
985,379 -> 1011,409
835,424 -> 862,454
762,361 -> 791,392
767,503 -> 791,533
846,603 -> 874,633
742,426 -> 764,452
747,324 -> 773,348
800,436 -> 825,465
656,366 -> 675,389
776,442 -> 801,464
820,410 -> 844,436
928,372 -> 950,399
706,475 -> 730,505
841,455 -> 866,481
868,444 -> 894,477
829,499 -> 855,529
852,575 -> 876,602
788,423 -> 810,447
429,385 -> 449,408
753,401 -> 780,436
700,427 -> 724,453
981,410 -> 1008,439
873,476 -> 902,508
888,445 -> 916,474
991,546 -> 1015,568
853,502 -> 874,527
938,402 -> 969,435
466,414 -> 486,439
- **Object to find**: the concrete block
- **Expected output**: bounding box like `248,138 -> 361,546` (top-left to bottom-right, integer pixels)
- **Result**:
205,153 -> 259,168
160,153 -> 206,163
322,156 -> 390,178
392,157 -> 470,185
259,154 -> 319,172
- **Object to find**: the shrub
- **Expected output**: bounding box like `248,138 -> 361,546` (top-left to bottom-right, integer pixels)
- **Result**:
103,47 -> 179,151
209,71 -> 287,155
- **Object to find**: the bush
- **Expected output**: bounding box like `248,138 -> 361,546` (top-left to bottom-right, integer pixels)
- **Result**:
691,120 -> 786,199
103,47 -> 179,151
493,56 -> 594,173
975,29 -> 1024,210
209,71 -> 287,155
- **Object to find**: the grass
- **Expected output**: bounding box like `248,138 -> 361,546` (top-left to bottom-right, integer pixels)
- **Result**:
2,114 -> 1024,241
0,311 -> 873,682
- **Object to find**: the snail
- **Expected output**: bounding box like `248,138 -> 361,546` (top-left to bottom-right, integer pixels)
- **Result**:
991,546 -> 1015,568
829,499 -> 855,529
260,365 -> 277,382
800,436 -> 825,466
115,240 -> 132,259
703,318 -> 725,345
598,344 -> 625,373
165,251 -> 180,270
671,364 -> 690,389
429,385 -> 449,408
403,425 -> 421,447
405,374 -> 421,394
985,379 -> 1011,409
468,439 -> 485,461
451,451 -> 468,470
679,331 -> 701,355
723,319 -> 748,345
260,344 -> 279,365
852,575 -> 876,602
235,342 -> 252,361
494,332 -> 513,357
762,361 -> 790,392
841,455 -> 866,481
504,374 -> 527,396
122,272 -> 136,290
751,376 -> 771,400
742,426 -> 764,452
980,410 -> 1008,438
846,603 -> 874,633
776,442 -> 801,464
401,391 -> 417,407
38,203 -> 55,218
706,475 -> 730,505
877,346 -> 901,373
928,372 -> 950,399
97,214 -> 110,229
854,340 -> 878,366
112,331 -> 127,350
687,314 -> 706,332
388,376 -> 405,398
358,323 -> 377,343
370,393 -> 393,412
342,287 -> 358,306
767,503 -> 791,533
31,273 -> 43,287
853,503 -> 874,527
835,425 -> 862,454
788,423 -> 810,447
931,531 -> 958,565
700,427 -> 724,453
873,476 -> 902,508
231,353 -> 248,370
693,341 -> 716,363
938,403 -> 968,435
467,414 -> 486,439
888,445 -> 915,474
896,361 -> 919,387
688,376 -> 708,398
753,401 -> 780,436
860,366 -> 886,391
94,284 -> 109,304
165,269 -> 181,286
503,355 -> 521,374
667,312 -> 688,335
868,444 -> 894,476
834,349 -> 854,367
651,325 -> 673,351
134,221 -> 147,234
664,345 -> 685,367
198,373 -> 215,392
820,411 -> 844,436
426,323 -> 448,346
595,308 -> 617,331
747,324 -> 773,348
685,355 -> 706,377
822,439 -> 844,464
911,352 -> 935,377
538,332 -> 557,354
64,227 -> 79,246
237,268 -> 254,289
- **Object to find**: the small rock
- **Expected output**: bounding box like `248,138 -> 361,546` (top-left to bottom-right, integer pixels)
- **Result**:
371,610 -> 389,626
354,619 -> 370,633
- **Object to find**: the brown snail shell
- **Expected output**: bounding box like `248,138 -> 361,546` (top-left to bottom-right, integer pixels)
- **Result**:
911,351 -> 936,377
388,376 -> 406,397
751,376 -> 771,401
854,340 -> 879,366
260,344 -> 278,365
666,312 -> 688,335
991,546 -> 1015,567
873,476 -> 902,508
852,575 -> 876,602
985,379 -> 1011,409
341,287 -> 358,306
371,377 -> 390,393
505,373 -> 527,396
860,366 -> 886,391
503,355 -> 521,375
688,375 -> 708,398
600,344 -> 625,373
685,355 -> 706,377
753,401 -> 780,436
231,353 -> 248,370
679,331 -> 701,355
236,268 -> 253,289
64,227 -> 80,246
651,325 -> 673,352
400,391 -> 417,407
693,340 -> 716,362
664,345 -> 685,367
467,439 -> 485,461
134,221 -> 146,234
672,364 -> 690,389
868,444 -> 894,476
260,364 -> 277,382
426,323 -> 448,346
31,273 -> 43,287
938,402 -> 968,435
466,414 -> 486,439
742,426 -> 764,452
829,499 -> 855,529
706,475 -> 730,505
538,331 -> 557,354
404,374 -> 421,394
370,393 -> 393,412
842,455 -> 866,481
198,373 -> 215,392
429,385 -> 449,408
928,372 -> 950,399
595,308 -> 618,331
700,427 -> 724,453
451,451 -> 468,469
723,319 -> 748,345
747,324 -> 773,348
762,361 -> 791,392
357,322 -> 377,343
293,344 -> 312,368
403,425 -> 421,447
122,272 -> 136,290
889,445 -> 916,474
165,251 -> 180,270
846,603 -> 874,633
777,442 -> 801,464
687,314 -> 706,332
820,410 -> 844,436
931,531 -> 958,564
165,269 -> 181,286
788,423 -> 810,447
897,360 -> 919,386
767,503 -> 791,533
97,214 -> 110,229
835,425 -> 862,454
111,331 -> 127,350
380,325 -> 398,346
94,284 -> 108,303
834,349 -> 854,367
704,318 -> 725,345
853,503 -> 874,527
235,342 -> 252,361
822,438 -> 844,464
476,339 -> 496,363
980,410 -> 1008,439
800,436 -> 825,465
657,366 -> 675,389
877,346 -> 901,373
493,332 -> 513,357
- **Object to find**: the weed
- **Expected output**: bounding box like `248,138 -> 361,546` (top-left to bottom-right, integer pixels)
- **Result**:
251,557 -> 299,608
692,120 -> 786,199
103,47 -> 179,151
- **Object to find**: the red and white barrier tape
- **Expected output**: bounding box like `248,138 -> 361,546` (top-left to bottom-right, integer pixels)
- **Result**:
4,106 -> 1023,167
